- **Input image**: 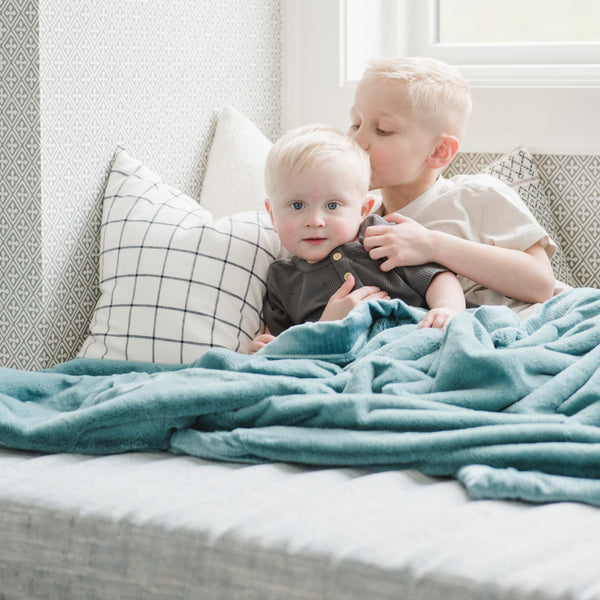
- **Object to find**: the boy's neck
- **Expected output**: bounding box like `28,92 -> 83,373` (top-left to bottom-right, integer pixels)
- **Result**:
380,173 -> 441,214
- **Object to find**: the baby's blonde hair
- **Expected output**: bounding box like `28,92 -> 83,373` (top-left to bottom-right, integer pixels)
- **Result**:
265,123 -> 371,197
363,56 -> 472,140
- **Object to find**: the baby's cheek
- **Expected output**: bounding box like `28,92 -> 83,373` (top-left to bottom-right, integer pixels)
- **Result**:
275,222 -> 298,244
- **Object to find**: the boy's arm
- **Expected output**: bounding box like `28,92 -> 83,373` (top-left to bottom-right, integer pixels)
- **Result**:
364,213 -> 555,304
431,232 -> 555,303
421,271 -> 466,330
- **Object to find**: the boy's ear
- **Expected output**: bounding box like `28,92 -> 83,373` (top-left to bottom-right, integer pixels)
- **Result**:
427,135 -> 459,169
361,195 -> 376,217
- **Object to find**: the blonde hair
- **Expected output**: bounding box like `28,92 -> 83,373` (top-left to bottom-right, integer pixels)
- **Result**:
265,124 -> 371,197
363,56 -> 472,140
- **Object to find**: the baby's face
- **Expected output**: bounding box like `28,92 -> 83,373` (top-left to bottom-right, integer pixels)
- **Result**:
266,156 -> 372,263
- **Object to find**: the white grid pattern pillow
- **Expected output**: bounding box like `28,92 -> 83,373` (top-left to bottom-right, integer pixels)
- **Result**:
79,148 -> 281,363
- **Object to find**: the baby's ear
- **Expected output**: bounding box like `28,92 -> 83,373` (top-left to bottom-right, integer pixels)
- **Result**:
361,195 -> 376,217
428,135 -> 459,169
264,199 -> 276,229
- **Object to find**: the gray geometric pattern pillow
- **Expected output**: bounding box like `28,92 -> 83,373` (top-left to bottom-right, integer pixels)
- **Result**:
450,147 -> 578,287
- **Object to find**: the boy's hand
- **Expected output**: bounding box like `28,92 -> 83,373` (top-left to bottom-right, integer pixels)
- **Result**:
420,307 -> 459,331
363,213 -> 434,271
248,332 -> 275,354
320,275 -> 390,322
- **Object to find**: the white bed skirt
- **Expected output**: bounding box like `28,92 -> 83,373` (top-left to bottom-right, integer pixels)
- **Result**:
1,449 -> 599,599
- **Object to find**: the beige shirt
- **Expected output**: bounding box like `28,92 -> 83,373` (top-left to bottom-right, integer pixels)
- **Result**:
397,173 -> 564,316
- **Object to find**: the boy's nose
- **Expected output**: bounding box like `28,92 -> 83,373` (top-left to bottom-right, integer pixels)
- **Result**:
352,127 -> 369,151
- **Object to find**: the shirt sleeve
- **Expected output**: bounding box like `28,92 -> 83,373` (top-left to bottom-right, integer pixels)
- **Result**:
477,176 -> 556,258
399,263 -> 450,297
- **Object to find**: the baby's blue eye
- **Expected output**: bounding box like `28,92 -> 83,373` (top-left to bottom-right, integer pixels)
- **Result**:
291,201 -> 303,210
326,202 -> 339,210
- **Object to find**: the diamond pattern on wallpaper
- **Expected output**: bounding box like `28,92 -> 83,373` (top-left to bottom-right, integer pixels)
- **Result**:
0,0 -> 280,369
447,151 -> 600,290
0,0 -> 46,370
536,154 -> 600,288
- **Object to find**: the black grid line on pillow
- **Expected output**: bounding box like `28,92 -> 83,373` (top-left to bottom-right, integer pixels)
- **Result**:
79,149 -> 281,364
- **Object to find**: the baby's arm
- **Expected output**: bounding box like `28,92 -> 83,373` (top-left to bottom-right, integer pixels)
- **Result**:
421,271 -> 466,330
364,213 -> 555,304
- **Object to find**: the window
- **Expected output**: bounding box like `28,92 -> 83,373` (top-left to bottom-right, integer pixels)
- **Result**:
343,0 -> 600,86
282,0 -> 600,153
342,0 -> 400,84
437,0 -> 600,44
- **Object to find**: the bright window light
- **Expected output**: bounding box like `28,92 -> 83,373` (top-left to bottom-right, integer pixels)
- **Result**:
342,0 -> 385,82
438,0 -> 600,44
341,0 -> 600,85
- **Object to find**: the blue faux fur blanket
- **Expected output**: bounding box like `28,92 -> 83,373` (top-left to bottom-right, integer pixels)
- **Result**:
2,288 -> 600,506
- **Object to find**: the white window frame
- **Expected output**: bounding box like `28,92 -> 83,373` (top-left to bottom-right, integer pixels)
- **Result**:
281,0 -> 600,154
411,0 -> 600,87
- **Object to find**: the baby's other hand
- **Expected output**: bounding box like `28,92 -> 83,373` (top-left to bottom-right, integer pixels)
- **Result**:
320,275 -> 390,322
248,333 -> 275,354
419,307 -> 458,331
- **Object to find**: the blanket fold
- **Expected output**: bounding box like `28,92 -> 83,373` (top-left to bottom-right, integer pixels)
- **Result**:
2,288 -> 600,506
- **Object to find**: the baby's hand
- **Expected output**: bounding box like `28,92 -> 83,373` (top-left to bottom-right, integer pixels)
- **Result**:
248,332 -> 275,354
320,275 -> 390,322
363,213 -> 434,271
420,307 -> 458,331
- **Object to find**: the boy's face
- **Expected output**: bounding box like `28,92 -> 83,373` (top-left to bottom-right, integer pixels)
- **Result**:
349,76 -> 439,193
266,155 -> 373,264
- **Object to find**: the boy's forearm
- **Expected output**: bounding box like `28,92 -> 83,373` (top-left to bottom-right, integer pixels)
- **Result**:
429,230 -> 555,304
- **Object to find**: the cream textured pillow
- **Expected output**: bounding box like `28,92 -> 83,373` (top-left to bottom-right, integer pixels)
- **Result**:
79,148 -> 281,363
200,106 -> 273,219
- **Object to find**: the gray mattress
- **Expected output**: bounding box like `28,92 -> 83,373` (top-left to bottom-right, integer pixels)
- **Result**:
1,449 -> 600,600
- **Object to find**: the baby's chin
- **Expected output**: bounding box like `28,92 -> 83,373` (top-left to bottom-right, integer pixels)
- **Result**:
297,244 -> 334,264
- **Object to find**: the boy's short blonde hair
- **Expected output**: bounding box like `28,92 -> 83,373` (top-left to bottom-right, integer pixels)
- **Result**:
363,56 -> 472,140
265,123 -> 371,198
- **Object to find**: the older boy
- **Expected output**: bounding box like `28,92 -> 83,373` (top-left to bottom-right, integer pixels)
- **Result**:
249,124 -> 466,353
350,57 -> 559,315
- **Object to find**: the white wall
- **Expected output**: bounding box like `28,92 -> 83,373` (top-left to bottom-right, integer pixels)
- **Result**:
281,0 -> 600,155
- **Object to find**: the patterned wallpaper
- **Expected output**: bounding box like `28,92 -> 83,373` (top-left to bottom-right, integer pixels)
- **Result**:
1,0 -> 281,369
536,154 -> 600,288
0,1 -> 44,367
446,152 -> 600,290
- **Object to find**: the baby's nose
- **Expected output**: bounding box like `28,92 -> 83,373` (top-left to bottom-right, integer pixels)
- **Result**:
305,211 -> 325,227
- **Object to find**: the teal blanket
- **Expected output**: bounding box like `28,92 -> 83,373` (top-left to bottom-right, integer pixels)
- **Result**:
2,288 -> 600,506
